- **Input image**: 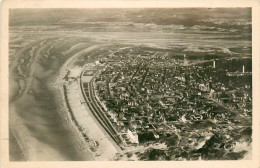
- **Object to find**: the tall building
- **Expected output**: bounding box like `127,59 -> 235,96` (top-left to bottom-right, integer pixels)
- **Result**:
213,60 -> 216,68
243,65 -> 245,73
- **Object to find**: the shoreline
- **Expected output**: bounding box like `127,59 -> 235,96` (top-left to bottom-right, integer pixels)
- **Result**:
54,44 -> 120,160
9,42 -> 103,161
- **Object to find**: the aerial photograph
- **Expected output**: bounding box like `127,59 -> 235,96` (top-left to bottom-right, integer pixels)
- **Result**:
9,8 -> 252,161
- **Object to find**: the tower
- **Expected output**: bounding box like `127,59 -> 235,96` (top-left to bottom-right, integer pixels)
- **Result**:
183,54 -> 188,66
213,60 -> 216,68
242,65 -> 245,73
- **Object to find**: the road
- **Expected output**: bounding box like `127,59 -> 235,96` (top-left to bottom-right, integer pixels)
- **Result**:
79,70 -> 123,146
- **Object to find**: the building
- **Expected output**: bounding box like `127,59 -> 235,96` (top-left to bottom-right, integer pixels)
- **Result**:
127,129 -> 139,144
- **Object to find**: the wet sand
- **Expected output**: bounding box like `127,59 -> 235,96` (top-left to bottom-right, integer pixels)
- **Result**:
9,131 -> 25,161
9,37 -> 95,161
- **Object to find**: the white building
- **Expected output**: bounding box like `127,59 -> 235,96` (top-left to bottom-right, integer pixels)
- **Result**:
127,129 -> 139,144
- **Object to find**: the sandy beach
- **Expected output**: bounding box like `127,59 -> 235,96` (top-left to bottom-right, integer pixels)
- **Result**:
53,44 -> 120,160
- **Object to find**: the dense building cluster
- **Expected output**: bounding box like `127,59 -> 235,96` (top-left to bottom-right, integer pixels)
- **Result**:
91,47 -> 252,148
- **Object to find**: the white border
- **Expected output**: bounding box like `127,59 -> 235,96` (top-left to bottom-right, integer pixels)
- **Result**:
1,0 -> 259,168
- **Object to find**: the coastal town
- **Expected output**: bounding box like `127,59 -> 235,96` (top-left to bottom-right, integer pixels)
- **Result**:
8,8 -> 253,162
63,46 -> 252,160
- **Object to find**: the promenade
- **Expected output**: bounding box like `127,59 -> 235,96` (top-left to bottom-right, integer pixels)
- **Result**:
63,66 -> 119,160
